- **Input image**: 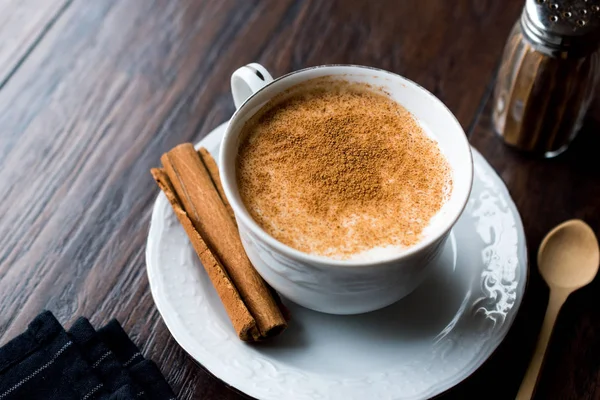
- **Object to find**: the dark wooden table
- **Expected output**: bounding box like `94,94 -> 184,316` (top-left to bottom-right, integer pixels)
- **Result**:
1,1 -> 599,399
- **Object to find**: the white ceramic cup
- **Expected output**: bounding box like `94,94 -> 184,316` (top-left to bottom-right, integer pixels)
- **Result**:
220,63 -> 473,315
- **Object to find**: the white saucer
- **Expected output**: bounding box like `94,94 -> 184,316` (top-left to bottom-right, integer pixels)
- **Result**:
146,121 -> 527,400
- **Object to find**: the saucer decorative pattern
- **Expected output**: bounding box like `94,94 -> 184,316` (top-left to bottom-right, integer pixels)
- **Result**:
146,121 -> 527,400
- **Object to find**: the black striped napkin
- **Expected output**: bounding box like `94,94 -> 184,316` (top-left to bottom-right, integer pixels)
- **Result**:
0,311 -> 176,400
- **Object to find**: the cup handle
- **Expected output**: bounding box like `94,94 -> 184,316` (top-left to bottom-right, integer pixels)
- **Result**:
231,63 -> 274,109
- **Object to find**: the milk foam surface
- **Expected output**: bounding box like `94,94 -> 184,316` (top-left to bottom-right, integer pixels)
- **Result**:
317,121 -> 453,262
337,211 -> 450,261
236,78 -> 453,261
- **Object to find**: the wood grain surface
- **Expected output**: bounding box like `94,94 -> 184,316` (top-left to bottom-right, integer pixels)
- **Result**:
0,0 -> 71,84
0,0 -> 597,399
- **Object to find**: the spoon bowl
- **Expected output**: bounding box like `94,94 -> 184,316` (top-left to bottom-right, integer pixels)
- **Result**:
538,219 -> 600,289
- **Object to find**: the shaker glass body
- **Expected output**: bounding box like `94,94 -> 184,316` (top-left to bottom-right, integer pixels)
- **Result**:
493,22 -> 599,157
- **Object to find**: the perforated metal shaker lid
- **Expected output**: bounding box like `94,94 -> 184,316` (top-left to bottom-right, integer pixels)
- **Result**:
521,0 -> 600,55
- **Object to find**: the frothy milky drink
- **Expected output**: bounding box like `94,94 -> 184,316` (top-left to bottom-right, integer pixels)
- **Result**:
236,78 -> 453,261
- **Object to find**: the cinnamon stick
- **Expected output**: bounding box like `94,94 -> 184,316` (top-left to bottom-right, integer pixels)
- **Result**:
151,168 -> 260,341
197,148 -> 235,222
155,143 -> 287,339
198,148 -> 290,322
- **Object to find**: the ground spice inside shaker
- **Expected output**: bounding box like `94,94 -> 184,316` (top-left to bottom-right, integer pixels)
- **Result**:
493,0 -> 600,157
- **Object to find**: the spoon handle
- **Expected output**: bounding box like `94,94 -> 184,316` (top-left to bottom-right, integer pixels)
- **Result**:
516,288 -> 570,400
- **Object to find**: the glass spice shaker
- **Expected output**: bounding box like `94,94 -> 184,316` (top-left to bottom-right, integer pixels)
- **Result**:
493,0 -> 600,158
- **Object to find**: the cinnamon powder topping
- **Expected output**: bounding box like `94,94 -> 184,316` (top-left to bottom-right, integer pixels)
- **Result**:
236,78 -> 452,260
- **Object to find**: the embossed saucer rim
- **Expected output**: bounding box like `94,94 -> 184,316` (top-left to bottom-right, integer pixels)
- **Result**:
146,121 -> 528,400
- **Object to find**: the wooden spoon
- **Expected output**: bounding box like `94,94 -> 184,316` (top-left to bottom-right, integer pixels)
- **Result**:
516,219 -> 600,400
